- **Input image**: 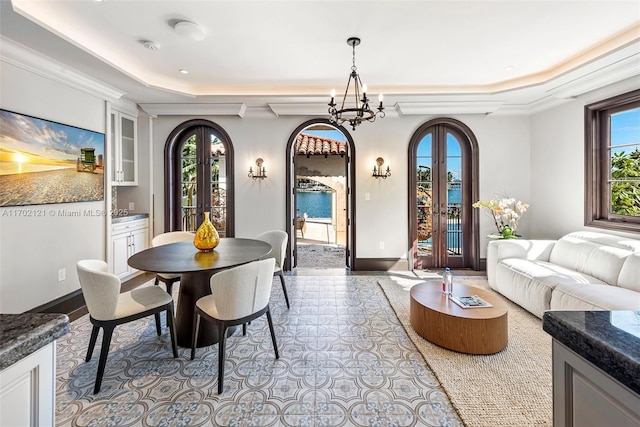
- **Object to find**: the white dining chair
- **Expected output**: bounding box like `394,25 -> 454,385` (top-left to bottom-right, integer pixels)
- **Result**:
190,258 -> 279,394
76,259 -> 178,394
151,231 -> 195,296
256,230 -> 290,308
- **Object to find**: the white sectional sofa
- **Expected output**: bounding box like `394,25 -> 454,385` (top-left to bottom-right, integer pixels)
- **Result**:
487,231 -> 640,318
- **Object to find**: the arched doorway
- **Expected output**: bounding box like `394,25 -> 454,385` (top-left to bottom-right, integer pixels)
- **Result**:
285,119 -> 356,270
164,119 -> 235,236
408,118 -> 479,270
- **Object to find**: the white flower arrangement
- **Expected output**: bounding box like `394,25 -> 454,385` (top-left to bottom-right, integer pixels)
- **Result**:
473,196 -> 529,238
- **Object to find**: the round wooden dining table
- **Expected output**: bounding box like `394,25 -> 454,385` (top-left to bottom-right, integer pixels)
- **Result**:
128,238 -> 272,348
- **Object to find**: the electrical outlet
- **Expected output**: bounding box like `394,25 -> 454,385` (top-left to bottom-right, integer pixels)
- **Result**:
129,202 -> 135,211
57,268 -> 66,282
379,241 -> 384,249
365,192 -> 370,201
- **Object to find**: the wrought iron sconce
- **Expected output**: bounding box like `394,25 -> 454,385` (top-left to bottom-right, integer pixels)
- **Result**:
248,158 -> 266,180
372,157 -> 391,179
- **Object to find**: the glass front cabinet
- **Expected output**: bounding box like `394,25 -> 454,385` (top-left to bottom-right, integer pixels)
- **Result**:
110,110 -> 137,186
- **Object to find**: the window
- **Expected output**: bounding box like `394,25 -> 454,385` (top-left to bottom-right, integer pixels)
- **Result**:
585,89 -> 640,232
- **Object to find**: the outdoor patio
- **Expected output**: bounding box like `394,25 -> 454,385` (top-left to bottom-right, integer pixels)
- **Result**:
296,219 -> 346,268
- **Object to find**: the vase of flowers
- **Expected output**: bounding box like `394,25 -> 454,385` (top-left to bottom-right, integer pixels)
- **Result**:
473,196 -> 529,239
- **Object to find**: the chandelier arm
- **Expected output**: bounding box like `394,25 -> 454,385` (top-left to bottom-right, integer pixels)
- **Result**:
340,73 -> 353,112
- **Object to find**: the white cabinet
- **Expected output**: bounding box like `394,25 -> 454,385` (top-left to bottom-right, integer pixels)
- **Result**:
111,218 -> 149,280
0,342 -> 55,427
110,110 -> 137,186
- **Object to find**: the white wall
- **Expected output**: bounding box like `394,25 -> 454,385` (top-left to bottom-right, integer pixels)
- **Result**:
150,112 -> 531,261
529,77 -> 640,239
0,62 -> 106,313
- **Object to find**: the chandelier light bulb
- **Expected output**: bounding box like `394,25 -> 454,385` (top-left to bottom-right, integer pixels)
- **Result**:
362,84 -> 367,94
330,89 -> 336,98
378,93 -> 384,101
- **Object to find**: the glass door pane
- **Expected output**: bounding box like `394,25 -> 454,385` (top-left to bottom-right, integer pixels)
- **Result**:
211,163 -> 226,237
120,115 -> 136,182
181,135 -> 197,231
446,133 -> 463,257
210,134 -> 226,237
416,134 -> 433,259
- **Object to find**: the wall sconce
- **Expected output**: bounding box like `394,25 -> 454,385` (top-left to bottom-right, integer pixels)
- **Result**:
248,158 -> 267,180
372,157 -> 391,179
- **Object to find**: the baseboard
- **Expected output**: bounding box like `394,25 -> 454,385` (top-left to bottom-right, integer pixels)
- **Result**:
353,258 -> 409,271
353,258 -> 486,272
27,272 -> 155,320
27,289 -> 86,316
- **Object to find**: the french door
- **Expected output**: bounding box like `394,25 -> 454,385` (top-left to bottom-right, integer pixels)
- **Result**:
409,119 -> 479,270
165,120 -> 234,236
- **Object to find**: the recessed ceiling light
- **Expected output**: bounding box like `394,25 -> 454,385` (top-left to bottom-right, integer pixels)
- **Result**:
504,65 -> 514,71
173,20 -> 205,41
140,40 -> 160,51
179,69 -> 189,74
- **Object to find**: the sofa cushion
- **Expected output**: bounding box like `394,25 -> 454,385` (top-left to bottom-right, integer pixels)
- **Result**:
549,234 -> 631,285
495,258 -> 606,318
618,253 -> 640,292
550,282 -> 640,311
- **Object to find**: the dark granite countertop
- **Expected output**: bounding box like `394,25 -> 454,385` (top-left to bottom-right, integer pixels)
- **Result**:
543,310 -> 640,395
0,313 -> 69,371
112,213 -> 149,224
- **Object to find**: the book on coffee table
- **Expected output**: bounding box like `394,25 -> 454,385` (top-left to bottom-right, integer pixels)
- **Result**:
450,294 -> 493,308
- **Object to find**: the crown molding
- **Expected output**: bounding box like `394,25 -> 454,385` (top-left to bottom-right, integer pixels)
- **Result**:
268,103 -> 329,117
395,101 -> 504,116
547,52 -> 640,100
137,103 -> 247,117
0,36 -> 126,101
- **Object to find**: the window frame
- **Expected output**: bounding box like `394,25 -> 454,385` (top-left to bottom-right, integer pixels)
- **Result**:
585,89 -> 640,233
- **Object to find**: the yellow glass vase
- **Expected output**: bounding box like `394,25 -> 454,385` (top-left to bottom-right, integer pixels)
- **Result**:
194,212 -> 220,252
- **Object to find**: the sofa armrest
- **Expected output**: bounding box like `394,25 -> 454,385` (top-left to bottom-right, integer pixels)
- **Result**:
486,239 -> 557,289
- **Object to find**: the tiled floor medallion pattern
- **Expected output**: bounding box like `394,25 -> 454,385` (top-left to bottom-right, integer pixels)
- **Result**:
56,276 -> 463,426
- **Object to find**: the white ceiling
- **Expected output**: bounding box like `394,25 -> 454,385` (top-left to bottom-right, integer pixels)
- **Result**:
2,0 -> 640,115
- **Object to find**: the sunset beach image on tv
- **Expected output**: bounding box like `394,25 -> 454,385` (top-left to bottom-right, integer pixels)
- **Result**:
0,109 -> 105,207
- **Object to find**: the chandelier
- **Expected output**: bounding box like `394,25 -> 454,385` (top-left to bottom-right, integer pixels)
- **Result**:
328,37 -> 385,130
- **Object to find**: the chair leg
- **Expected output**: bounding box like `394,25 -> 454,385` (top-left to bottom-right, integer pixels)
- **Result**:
164,279 -> 175,326
242,323 -> 247,336
278,271 -> 290,309
266,307 -> 279,359
154,313 -> 162,336
217,321 -> 228,394
166,305 -> 179,358
93,322 -> 115,394
154,276 -> 159,287
86,325 -> 100,362
190,311 -> 201,360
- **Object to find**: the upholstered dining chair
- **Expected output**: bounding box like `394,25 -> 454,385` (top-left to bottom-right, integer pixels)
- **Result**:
190,258 -> 279,394
76,259 -> 179,394
256,230 -> 290,309
151,231 -> 195,296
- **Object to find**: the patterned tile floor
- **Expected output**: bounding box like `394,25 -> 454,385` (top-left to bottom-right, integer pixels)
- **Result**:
56,273 -> 463,426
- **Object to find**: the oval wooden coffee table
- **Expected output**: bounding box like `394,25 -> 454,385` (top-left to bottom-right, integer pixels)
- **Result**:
410,282 -> 508,354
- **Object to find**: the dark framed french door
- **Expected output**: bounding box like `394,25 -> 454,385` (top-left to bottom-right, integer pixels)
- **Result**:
409,118 -> 480,270
165,119 -> 234,236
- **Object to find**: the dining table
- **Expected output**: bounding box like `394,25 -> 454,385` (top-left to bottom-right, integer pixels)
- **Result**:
128,238 -> 272,348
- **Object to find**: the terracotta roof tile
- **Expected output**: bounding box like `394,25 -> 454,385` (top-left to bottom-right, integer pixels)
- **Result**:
295,133 -> 347,157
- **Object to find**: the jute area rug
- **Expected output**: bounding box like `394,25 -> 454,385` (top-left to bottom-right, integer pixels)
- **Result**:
378,275 -> 552,427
